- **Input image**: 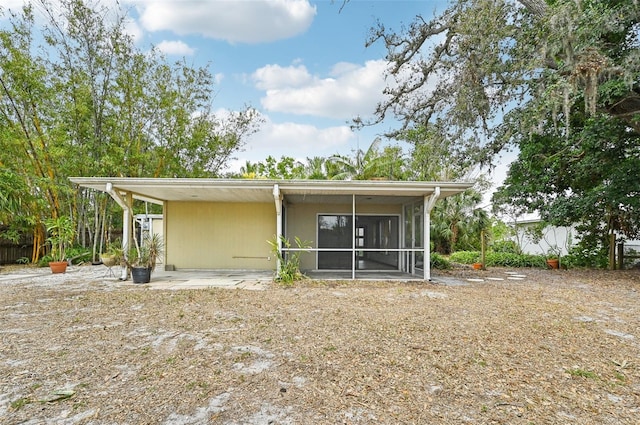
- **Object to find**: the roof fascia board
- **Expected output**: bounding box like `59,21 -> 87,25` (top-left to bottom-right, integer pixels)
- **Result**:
70,177 -> 473,202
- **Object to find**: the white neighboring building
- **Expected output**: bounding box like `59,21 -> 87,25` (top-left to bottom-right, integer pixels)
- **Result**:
134,214 -> 163,242
511,219 -> 640,265
510,219 -> 575,256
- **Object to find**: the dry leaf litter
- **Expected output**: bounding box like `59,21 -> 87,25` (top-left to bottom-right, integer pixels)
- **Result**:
1,265 -> 639,424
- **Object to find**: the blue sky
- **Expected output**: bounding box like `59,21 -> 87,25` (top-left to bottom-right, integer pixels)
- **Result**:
4,0 -> 511,194
128,0 -> 445,173
5,0 -> 450,169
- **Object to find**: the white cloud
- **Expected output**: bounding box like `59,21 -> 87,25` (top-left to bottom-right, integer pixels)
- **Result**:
252,63 -> 314,90
225,117 -> 356,171
1,0 -> 27,12
123,18 -> 144,43
255,59 -> 390,120
155,40 -> 196,56
133,0 -> 316,44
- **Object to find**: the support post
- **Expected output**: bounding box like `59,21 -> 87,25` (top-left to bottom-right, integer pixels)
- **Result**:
424,187 -> 441,280
481,230 -> 486,270
609,233 -> 616,270
617,241 -> 624,270
106,183 -> 132,280
352,194 -> 356,280
273,184 -> 282,278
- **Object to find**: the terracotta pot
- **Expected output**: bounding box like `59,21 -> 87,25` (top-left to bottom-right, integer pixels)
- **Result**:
472,262 -> 483,270
546,259 -> 559,269
49,261 -> 68,274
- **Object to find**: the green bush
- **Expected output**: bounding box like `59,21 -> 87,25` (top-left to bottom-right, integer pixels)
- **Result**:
485,252 -> 546,268
562,244 -> 609,269
37,254 -> 54,267
430,252 -> 451,270
449,250 -> 547,268
490,240 -> 521,254
449,251 -> 480,264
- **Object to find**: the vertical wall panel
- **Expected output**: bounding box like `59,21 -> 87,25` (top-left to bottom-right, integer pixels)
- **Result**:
166,202 -> 276,270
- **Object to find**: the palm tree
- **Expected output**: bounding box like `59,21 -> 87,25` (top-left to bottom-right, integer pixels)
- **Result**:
303,156 -> 328,179
328,138 -> 399,180
239,161 -> 260,179
431,189 -> 488,254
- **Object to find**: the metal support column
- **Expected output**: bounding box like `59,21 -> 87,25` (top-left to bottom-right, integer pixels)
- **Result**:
424,187 -> 440,281
352,194 -> 356,280
273,184 -> 282,277
106,183 -> 132,280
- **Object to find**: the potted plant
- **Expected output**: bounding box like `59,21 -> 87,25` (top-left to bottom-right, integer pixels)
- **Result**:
546,247 -> 561,269
100,241 -> 124,277
45,216 -> 75,274
127,233 -> 163,283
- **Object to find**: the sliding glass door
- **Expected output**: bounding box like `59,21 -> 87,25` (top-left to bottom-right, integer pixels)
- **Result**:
317,214 -> 399,270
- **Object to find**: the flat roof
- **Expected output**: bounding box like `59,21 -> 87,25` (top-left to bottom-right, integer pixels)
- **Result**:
69,177 -> 474,205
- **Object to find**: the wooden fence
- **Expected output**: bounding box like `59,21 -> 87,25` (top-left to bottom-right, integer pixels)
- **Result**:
0,234 -> 33,264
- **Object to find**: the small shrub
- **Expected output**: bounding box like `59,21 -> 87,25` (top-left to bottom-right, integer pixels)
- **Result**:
491,240 -> 521,254
566,368 -> 598,379
267,235 -> 311,285
430,252 -> 451,270
485,252 -> 547,268
450,250 -> 547,268
38,254 -> 54,267
449,251 -> 480,264
563,244 -> 609,269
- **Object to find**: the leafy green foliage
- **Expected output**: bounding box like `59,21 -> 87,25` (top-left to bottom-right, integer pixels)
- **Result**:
431,189 -> 491,254
449,250 -> 547,268
257,156 -> 306,179
0,0 -> 262,261
485,252 -> 547,268
490,240 -> 521,255
494,115 -> 640,261
449,251 -> 481,265
562,243 -> 609,269
267,236 -> 311,285
328,138 -> 406,180
45,216 -> 75,262
430,252 -> 451,270
365,0 -> 640,162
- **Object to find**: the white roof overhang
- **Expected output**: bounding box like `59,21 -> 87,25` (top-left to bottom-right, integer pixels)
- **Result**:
69,177 -> 475,205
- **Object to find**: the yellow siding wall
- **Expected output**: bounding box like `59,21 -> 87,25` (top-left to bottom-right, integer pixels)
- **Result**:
166,202 -> 276,270
286,203 -> 402,270
151,218 -> 163,242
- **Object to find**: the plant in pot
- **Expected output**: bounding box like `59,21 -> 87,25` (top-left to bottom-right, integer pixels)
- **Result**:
101,241 -> 124,277
45,216 -> 75,274
127,233 -> 163,284
546,247 -> 561,269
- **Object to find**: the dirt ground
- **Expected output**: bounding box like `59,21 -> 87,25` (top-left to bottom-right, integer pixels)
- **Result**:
1,265 -> 639,424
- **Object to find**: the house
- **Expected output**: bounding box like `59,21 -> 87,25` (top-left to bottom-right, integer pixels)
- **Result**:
70,178 -> 473,280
